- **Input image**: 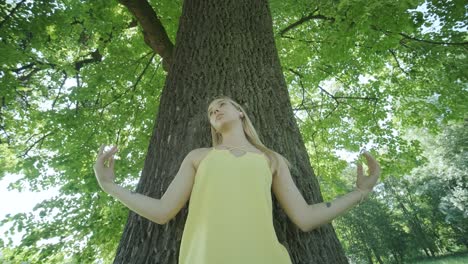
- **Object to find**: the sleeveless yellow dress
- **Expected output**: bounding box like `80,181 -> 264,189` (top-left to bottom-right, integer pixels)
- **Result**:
179,146 -> 292,264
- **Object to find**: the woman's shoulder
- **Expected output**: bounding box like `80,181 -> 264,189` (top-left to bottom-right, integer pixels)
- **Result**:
187,147 -> 211,155
187,147 -> 213,170
194,147 -> 213,154
265,149 -> 283,160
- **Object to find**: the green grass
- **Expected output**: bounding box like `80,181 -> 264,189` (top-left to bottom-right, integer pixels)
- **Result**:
409,252 -> 468,264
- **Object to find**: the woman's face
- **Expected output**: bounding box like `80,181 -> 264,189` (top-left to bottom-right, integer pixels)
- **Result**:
208,99 -> 240,130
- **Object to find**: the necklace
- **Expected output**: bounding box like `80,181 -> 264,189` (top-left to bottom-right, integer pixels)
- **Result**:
216,144 -> 265,157
217,144 -> 251,150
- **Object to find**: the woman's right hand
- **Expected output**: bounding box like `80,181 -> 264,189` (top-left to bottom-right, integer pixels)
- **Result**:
93,144 -> 119,190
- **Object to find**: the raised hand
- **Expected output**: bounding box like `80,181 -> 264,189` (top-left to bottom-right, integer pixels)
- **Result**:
93,144 -> 119,189
356,150 -> 381,193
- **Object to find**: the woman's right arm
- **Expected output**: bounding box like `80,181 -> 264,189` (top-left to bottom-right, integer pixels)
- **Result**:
100,182 -> 168,225
94,145 -> 198,225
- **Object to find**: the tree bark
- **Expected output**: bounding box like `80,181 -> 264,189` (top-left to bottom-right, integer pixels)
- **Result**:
118,0 -> 174,71
113,0 -> 348,263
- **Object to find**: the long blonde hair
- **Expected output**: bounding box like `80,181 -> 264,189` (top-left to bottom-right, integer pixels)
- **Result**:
206,95 -> 292,175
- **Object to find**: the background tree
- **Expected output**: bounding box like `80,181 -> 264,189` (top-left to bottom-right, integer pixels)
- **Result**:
0,0 -> 466,263
332,121 -> 468,263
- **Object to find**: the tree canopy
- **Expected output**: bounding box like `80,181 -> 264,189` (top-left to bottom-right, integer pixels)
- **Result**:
0,0 -> 466,263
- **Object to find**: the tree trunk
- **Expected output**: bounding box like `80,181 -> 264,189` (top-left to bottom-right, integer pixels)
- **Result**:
113,0 -> 348,263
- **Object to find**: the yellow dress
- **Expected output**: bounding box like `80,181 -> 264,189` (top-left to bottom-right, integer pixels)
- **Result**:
179,146 -> 292,264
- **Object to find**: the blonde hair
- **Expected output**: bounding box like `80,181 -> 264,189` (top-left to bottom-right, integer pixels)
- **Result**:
206,95 -> 292,175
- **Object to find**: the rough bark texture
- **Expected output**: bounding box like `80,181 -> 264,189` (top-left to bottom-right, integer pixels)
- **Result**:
114,0 -> 348,263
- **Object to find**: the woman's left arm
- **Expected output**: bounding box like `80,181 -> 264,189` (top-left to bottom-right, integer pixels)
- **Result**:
301,150 -> 381,232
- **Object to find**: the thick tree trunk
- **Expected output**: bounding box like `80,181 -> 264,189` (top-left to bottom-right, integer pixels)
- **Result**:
113,0 -> 348,263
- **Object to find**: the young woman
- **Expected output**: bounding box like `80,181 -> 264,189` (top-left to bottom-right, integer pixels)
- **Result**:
94,96 -> 381,264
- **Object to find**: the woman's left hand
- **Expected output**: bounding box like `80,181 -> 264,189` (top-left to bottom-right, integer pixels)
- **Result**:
356,150 -> 381,193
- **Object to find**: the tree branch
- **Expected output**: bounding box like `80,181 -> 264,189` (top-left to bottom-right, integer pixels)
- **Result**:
131,53 -> 156,92
398,32 -> 468,46
279,8 -> 335,36
288,68 -> 340,120
8,49 -> 101,86
372,25 -> 468,47
279,34 -> 318,44
0,0 -> 27,29
118,0 -> 174,72
10,63 -> 36,73
20,131 -> 54,158
289,69 -> 318,122
98,54 -> 158,116
388,49 -> 409,75
289,68 -> 378,118
75,49 -> 103,71
52,70 -> 67,111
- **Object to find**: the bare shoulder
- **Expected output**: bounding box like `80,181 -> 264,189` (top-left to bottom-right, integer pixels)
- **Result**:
188,147 -> 212,170
270,151 -> 288,177
275,151 -> 288,164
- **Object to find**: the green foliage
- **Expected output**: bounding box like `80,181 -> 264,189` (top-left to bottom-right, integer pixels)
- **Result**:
0,0 -> 466,262
410,251 -> 468,264
334,122 -> 468,263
